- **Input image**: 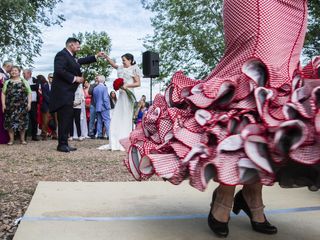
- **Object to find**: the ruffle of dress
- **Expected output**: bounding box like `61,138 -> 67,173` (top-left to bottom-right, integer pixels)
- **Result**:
121,58 -> 320,192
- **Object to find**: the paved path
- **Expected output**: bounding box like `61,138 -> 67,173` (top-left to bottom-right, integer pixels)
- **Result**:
13,181 -> 320,240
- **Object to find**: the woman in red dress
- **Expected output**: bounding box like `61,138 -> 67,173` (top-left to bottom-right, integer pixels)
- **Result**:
122,0 -> 319,237
83,80 -> 91,126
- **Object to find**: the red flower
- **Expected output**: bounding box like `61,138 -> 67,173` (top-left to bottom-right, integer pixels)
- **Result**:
113,78 -> 124,91
113,77 -> 137,104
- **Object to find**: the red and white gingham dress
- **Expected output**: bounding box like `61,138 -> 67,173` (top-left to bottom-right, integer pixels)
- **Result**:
121,0 -> 320,191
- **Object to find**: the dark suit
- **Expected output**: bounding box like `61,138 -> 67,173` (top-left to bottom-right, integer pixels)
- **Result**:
28,77 -> 40,139
49,48 -> 96,148
0,68 -> 10,80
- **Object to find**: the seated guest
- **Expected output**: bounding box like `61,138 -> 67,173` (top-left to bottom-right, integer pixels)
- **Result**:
1,66 -> 32,145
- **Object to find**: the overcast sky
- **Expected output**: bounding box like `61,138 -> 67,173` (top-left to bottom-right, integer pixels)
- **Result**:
33,0 -> 161,100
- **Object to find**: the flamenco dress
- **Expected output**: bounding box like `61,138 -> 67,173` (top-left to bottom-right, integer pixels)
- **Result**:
121,0 -> 320,191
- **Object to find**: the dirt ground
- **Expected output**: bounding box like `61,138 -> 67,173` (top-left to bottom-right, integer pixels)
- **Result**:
0,138 -> 153,240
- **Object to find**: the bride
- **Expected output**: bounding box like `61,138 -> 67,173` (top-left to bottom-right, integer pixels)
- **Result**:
98,53 -> 142,151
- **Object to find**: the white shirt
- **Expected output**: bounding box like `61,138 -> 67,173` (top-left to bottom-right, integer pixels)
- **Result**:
27,77 -> 37,102
74,84 -> 85,109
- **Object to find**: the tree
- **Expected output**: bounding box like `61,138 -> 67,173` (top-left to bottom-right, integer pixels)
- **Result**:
142,0 -> 320,84
303,0 -> 320,62
0,0 -> 64,66
142,0 -> 224,84
72,31 -> 112,81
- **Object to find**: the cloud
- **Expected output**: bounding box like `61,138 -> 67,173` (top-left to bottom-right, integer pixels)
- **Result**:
32,0 -> 157,99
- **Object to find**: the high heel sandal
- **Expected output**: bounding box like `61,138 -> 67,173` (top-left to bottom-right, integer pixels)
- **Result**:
208,189 -> 232,238
232,190 -> 277,234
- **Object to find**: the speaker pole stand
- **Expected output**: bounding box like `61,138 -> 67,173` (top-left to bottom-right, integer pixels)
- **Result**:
150,77 -> 153,105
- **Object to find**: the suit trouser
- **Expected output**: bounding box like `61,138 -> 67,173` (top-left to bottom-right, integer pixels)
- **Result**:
96,111 -> 110,138
28,102 -> 38,138
57,104 -> 73,147
70,108 -> 81,137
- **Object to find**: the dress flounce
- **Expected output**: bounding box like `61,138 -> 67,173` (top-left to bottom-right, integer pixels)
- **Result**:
122,59 -> 320,192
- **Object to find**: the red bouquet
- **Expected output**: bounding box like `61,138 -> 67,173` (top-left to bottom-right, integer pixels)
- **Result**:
113,78 -> 136,104
113,78 -> 124,91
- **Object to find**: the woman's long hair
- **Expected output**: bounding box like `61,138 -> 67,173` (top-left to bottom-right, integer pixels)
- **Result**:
37,74 -> 47,85
110,91 -> 117,102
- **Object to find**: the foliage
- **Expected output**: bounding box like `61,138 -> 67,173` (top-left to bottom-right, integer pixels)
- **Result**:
141,0 -> 224,84
72,31 -> 112,81
0,0 -> 65,66
304,0 -> 320,62
142,0 -> 320,84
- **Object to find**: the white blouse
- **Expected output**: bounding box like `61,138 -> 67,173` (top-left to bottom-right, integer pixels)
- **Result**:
117,64 -> 143,87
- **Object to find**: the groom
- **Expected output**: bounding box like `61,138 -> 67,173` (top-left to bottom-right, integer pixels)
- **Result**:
49,37 -> 105,152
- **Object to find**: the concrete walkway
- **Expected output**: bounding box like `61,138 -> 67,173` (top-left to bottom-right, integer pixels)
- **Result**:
13,181 -> 320,240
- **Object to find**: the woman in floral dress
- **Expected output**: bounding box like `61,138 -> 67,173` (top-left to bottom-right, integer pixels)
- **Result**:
1,66 -> 31,145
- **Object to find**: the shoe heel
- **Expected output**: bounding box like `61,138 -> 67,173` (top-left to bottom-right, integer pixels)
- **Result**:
233,190 -> 278,234
208,188 -> 231,238
232,203 -> 241,215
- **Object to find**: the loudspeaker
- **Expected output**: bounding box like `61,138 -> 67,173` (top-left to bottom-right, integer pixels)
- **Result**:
142,51 -> 159,77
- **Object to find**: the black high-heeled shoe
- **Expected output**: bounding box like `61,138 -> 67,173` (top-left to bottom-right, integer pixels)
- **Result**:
208,189 -> 231,238
232,190 -> 278,234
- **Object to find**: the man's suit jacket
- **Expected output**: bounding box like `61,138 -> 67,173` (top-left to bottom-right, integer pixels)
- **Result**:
93,83 -> 111,112
0,68 -> 10,80
88,83 -> 98,106
49,48 -> 96,112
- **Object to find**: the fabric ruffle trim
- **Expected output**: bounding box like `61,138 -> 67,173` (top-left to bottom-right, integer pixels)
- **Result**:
121,58 -> 320,192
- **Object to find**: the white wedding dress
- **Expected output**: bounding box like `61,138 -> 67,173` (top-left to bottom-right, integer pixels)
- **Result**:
98,64 -> 142,151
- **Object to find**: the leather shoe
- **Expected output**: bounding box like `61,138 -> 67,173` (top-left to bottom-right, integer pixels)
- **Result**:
57,145 -> 70,153
97,136 -> 107,140
208,189 -> 231,238
233,190 -> 277,234
68,146 -> 77,151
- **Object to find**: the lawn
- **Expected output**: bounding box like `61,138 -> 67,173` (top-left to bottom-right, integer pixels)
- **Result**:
0,138 -> 136,239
